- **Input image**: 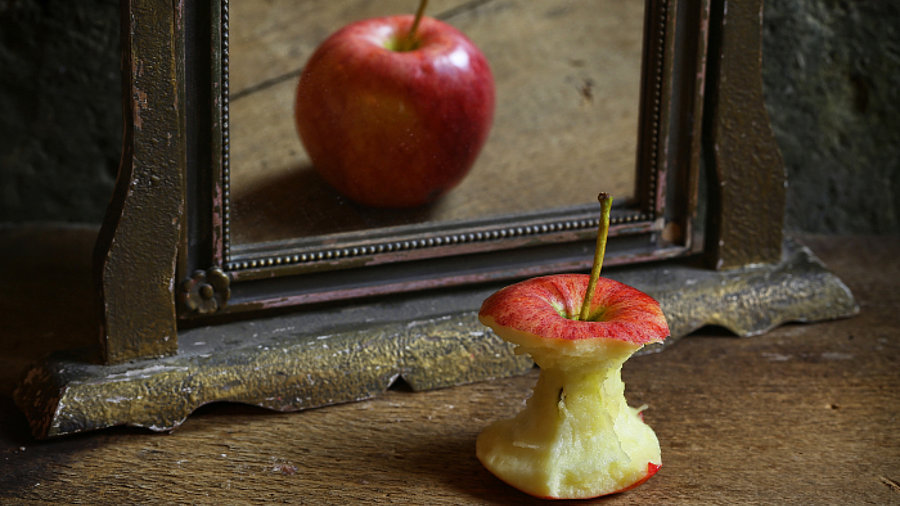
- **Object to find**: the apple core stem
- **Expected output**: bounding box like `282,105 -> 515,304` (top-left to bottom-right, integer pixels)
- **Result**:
579,193 -> 613,321
399,0 -> 429,51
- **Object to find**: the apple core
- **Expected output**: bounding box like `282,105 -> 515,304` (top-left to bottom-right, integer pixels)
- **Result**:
477,274 -> 668,499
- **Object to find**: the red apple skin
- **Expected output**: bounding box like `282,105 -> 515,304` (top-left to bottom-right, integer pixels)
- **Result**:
479,274 -> 669,345
294,15 -> 495,208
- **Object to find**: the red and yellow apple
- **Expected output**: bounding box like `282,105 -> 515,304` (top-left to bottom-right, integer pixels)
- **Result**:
294,8 -> 495,208
476,273 -> 669,499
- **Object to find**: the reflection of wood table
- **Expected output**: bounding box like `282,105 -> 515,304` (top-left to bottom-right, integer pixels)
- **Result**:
1,232 -> 898,503
229,0 -> 643,246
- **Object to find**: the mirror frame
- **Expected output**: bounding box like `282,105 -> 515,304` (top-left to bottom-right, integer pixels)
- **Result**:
23,0 -> 872,442
203,0 -> 705,308
96,0 -> 783,364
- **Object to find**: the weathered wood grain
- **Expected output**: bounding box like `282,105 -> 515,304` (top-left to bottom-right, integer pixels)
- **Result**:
1,235 -> 898,503
228,0 -> 643,246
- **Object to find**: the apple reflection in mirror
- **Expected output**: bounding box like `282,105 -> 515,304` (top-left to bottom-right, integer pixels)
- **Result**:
294,6 -> 495,208
227,0 -> 643,246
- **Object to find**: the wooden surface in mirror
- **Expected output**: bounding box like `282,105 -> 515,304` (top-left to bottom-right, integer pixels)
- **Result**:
228,0 -> 644,247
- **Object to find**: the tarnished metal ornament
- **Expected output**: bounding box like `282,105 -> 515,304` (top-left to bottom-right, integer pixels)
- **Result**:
181,267 -> 231,314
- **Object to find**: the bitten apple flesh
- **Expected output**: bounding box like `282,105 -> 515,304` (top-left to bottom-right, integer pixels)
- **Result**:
477,274 -> 669,499
294,15 -> 495,208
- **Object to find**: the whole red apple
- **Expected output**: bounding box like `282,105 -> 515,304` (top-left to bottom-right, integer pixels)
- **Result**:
294,11 -> 495,208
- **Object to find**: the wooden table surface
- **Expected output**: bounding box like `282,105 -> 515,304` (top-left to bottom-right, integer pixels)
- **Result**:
1,234 -> 898,504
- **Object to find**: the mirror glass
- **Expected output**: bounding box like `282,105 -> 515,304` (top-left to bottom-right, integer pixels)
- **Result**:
227,0 -> 645,249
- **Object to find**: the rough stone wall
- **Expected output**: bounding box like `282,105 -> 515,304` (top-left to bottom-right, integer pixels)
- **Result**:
0,0 -> 897,234
762,0 -> 900,234
0,0 -> 120,224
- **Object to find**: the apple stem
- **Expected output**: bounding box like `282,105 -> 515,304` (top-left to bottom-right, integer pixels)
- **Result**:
579,193 -> 613,321
399,0 -> 429,51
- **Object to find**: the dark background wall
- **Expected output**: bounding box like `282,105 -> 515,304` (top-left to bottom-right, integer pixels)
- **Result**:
1,0 -> 898,234
0,0 -> 120,224
762,0 -> 899,234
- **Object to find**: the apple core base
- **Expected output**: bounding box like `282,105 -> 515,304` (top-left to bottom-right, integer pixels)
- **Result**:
14,238 -> 857,438
476,360 -> 662,499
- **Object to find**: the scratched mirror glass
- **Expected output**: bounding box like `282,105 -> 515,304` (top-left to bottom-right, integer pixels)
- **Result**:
228,0 -> 644,247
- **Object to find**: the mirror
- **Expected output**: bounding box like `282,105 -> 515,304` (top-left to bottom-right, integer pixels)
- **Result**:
227,1 -> 644,247
176,0 -> 704,316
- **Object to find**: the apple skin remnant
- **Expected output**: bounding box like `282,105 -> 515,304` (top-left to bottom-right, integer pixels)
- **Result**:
477,274 -> 669,499
294,15 -> 495,208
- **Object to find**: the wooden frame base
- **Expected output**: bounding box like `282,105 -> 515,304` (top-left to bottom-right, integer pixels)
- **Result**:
15,238 -> 857,438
